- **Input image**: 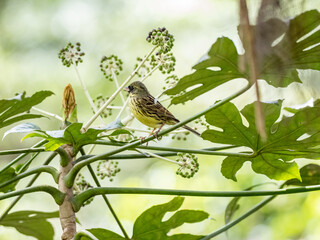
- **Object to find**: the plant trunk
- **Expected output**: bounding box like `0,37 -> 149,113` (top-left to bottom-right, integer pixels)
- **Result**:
58,145 -> 76,240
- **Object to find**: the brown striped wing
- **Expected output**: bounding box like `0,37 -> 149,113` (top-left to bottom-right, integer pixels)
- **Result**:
130,94 -> 179,127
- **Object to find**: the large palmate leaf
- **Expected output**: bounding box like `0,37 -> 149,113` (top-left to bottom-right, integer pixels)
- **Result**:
75,197 -> 209,240
165,37 -> 247,105
0,211 -> 59,240
132,197 -> 208,240
0,91 -> 53,129
165,10 -> 320,104
259,10 -> 320,86
203,100 -> 320,181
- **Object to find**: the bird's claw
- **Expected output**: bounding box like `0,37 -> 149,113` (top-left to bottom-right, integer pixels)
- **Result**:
140,136 -> 149,146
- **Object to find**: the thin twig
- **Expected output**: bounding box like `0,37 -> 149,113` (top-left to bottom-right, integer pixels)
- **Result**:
73,65 -> 105,124
135,149 -> 181,165
111,69 -> 126,104
32,107 -> 64,121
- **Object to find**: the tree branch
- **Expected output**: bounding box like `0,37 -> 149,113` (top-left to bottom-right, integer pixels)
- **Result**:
0,166 -> 59,190
0,185 -> 65,205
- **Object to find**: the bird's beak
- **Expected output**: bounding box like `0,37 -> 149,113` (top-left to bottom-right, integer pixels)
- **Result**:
124,87 -> 130,92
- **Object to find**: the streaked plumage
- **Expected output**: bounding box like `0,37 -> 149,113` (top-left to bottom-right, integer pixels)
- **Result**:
124,81 -> 200,137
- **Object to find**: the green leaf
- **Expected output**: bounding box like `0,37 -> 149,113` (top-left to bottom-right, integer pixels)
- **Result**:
3,122 -> 41,139
221,157 -> 248,181
259,10 -> 320,87
109,129 -> 132,136
0,91 -> 54,129
203,100 -> 320,181
18,123 -> 105,151
0,210 -> 58,240
132,197 -> 208,240
285,164 -> 320,186
74,229 -> 125,240
165,37 -> 247,105
224,183 -> 276,224
0,167 -> 17,193
165,10 -> 320,105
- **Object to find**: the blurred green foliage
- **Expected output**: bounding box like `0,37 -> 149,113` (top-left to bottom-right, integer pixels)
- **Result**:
1,0 -> 320,240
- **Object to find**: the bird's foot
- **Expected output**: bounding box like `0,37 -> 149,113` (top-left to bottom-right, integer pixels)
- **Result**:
140,136 -> 149,146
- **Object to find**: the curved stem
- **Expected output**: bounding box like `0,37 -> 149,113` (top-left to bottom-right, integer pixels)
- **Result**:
0,140 -> 47,175
66,84 -> 251,187
0,166 -> 59,190
71,184 -> 320,212
0,186 -> 65,205
0,152 -> 57,221
56,147 -> 71,167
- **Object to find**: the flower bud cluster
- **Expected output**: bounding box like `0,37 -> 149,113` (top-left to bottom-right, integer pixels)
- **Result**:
93,95 -> 113,118
97,160 -> 121,182
175,153 -> 199,178
74,173 -> 94,206
100,55 -> 123,81
150,52 -> 176,74
146,27 -> 174,54
58,42 -> 85,67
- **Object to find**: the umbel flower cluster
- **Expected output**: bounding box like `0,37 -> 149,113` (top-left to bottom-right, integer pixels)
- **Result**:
58,42 -> 85,67
100,54 -> 123,81
92,95 -> 113,118
97,160 -> 121,182
74,173 -> 94,206
175,153 -> 199,178
146,27 -> 175,54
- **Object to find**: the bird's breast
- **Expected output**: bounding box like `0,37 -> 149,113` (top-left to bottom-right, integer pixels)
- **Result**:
129,96 -> 163,128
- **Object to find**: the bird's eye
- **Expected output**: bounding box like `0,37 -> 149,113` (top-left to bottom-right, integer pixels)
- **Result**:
128,86 -> 134,92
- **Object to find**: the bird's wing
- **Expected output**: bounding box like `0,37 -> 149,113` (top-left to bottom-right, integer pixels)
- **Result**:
139,94 -> 179,124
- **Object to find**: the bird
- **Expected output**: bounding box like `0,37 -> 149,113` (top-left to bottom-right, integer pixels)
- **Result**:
124,81 -> 200,139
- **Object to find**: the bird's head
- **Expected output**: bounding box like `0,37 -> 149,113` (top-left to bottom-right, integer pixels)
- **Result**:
124,81 -> 150,96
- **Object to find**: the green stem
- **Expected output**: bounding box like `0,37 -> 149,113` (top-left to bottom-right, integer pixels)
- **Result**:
16,152 -> 40,174
56,146 -> 71,167
0,147 -> 45,156
72,184 -> 320,211
0,186 -> 65,205
0,140 -> 46,175
201,195 -> 276,239
201,183 -> 286,239
0,152 -> 57,221
0,166 -> 59,190
65,84 -> 251,187
75,152 -> 178,163
94,140 -> 251,157
79,149 -> 129,239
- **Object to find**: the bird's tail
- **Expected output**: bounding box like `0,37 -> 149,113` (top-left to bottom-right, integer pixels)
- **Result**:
183,125 -> 201,137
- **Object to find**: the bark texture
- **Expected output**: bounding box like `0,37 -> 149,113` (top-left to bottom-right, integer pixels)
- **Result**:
58,145 -> 76,240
